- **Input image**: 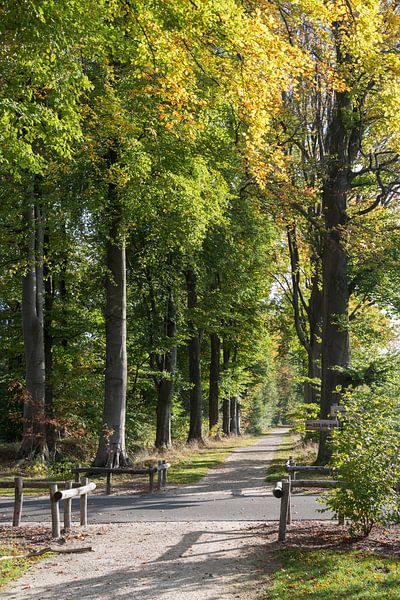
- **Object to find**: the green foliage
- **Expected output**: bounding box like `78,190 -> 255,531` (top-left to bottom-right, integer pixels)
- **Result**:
1,0 -> 399,463
323,388 -> 400,537
246,394 -> 268,435
0,0 -> 99,173
288,402 -> 320,443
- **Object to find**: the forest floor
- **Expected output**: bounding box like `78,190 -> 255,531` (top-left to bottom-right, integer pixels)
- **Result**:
2,429 -> 399,599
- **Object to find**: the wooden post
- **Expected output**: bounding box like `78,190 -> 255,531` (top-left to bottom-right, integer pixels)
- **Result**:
13,477 -> 23,527
106,471 -> 112,495
74,464 -> 81,484
273,481 -> 283,498
162,460 -> 167,487
278,480 -> 290,542
286,478 -> 292,525
288,457 -> 296,480
149,470 -> 154,493
64,481 -> 72,531
157,461 -> 162,491
80,477 -> 88,526
50,483 -> 61,539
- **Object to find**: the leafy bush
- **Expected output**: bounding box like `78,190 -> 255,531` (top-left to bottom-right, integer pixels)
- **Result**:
322,388 -> 400,537
287,402 -> 319,443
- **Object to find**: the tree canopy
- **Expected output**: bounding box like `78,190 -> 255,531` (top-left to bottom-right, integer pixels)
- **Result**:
0,0 -> 399,464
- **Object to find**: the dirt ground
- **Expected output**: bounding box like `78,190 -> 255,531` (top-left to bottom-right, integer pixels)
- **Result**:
2,520 -> 279,600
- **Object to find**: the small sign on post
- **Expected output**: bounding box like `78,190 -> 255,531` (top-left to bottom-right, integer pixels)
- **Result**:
305,419 -> 339,431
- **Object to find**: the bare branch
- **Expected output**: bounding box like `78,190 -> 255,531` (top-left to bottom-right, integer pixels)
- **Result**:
287,228 -> 311,353
291,202 -> 323,230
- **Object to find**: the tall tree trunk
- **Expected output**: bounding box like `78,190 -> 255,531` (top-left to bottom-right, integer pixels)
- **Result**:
59,224 -> 68,351
222,399 -> 230,436
230,396 -> 238,435
236,402 -> 241,436
208,333 -> 220,433
222,343 -> 230,436
287,228 -> 322,405
305,341 -> 321,404
304,273 -> 322,404
155,291 -> 177,449
317,90 -> 351,464
17,202 -> 47,459
94,152 -> 129,467
186,268 -> 203,443
43,230 -> 57,459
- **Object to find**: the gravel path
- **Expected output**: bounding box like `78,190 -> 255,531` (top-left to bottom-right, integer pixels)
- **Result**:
2,429 -> 289,599
3,521 -> 277,600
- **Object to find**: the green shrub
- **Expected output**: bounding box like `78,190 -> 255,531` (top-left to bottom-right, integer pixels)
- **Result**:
322,388 -> 400,537
287,402 -> 319,443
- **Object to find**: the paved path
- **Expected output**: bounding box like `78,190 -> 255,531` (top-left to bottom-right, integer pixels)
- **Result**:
0,429 -> 332,525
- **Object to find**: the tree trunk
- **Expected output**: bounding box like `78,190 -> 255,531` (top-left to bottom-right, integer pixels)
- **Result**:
43,232 -> 57,459
186,268 -> 203,443
230,396 -> 238,435
222,343 -> 230,436
94,153 -> 129,467
317,90 -> 351,464
17,202 -> 47,459
304,273 -> 322,404
236,403 -> 241,436
59,224 -> 68,350
155,291 -> 177,449
305,342 -> 321,404
222,399 -> 230,436
287,228 -> 322,405
208,333 -> 220,433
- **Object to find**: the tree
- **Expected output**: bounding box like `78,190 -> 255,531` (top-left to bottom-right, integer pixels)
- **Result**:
323,386 -> 400,537
208,331 -> 221,433
185,268 -> 203,442
93,148 -> 129,466
250,1 -> 400,462
18,200 -> 46,458
0,0 -> 97,458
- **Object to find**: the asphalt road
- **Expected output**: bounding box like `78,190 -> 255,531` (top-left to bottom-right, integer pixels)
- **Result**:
0,429 -> 333,525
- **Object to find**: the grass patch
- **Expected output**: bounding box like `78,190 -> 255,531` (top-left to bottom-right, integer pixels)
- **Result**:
0,525 -> 56,591
268,549 -> 400,599
0,484 -> 52,498
265,432 -> 321,483
265,431 -> 297,482
0,546 -> 36,590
